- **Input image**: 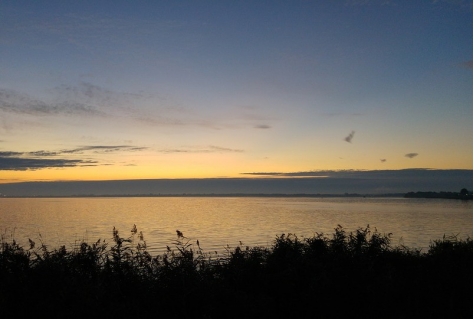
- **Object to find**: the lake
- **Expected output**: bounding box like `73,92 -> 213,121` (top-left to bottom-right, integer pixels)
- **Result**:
0,197 -> 472,255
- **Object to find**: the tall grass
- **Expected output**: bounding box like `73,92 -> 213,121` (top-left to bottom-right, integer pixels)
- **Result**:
1,225 -> 472,318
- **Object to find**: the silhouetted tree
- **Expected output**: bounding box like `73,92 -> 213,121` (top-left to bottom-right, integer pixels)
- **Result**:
459,188 -> 470,199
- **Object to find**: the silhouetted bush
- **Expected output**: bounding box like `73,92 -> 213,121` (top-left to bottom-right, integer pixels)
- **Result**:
0,225 -> 472,318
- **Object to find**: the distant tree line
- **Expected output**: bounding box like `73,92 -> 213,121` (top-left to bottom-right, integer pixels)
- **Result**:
404,188 -> 472,200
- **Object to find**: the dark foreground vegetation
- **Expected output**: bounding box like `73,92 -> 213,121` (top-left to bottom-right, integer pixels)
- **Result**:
1,225 -> 472,319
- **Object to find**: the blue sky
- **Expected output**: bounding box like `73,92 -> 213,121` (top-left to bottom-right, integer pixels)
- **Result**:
0,0 -> 472,186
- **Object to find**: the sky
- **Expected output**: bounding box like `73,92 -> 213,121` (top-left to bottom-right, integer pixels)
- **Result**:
0,0 -> 472,191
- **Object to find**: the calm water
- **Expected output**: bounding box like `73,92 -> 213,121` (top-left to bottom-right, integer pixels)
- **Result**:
0,197 -> 472,255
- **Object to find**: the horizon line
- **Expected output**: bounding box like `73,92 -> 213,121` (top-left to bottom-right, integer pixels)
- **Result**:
1,168 -> 472,184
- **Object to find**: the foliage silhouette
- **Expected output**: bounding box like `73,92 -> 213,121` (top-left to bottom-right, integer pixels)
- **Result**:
0,224 -> 472,318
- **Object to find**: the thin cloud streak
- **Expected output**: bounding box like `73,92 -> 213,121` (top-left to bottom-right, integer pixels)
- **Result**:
0,145 -> 148,170
1,145 -> 243,169
25,146 -> 148,157
0,86 -> 230,133
157,145 -> 244,154
405,153 -> 419,159
0,88 -> 105,117
1,81 -> 167,122
344,131 -> 355,143
1,83 -> 275,132
50,82 -> 145,106
0,156 -> 96,171
59,145 -> 148,154
240,168 -> 458,179
241,170 -> 334,177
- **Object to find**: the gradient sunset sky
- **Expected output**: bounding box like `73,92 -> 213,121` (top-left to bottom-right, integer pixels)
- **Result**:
0,0 -> 472,183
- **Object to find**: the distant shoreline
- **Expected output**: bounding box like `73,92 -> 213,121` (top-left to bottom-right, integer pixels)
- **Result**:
0,193 -> 411,198
1,191 -> 472,199
404,191 -> 473,200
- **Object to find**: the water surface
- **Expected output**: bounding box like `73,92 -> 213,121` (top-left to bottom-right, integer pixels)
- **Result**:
0,197 -> 471,255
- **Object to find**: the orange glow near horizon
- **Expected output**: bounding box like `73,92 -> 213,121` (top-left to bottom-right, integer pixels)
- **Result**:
1,157 -> 472,184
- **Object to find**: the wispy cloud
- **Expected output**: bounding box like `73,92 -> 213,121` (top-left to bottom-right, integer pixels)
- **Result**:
208,145 -> 244,153
25,151 -> 59,157
0,88 -> 105,117
344,131 -> 355,143
241,170 -> 331,177
24,145 -> 147,157
50,82 -> 146,109
405,153 -> 418,159
50,82 -> 233,130
0,82 -> 160,122
1,83 -> 275,132
240,168 -> 465,179
0,151 -> 23,157
221,105 -> 279,131
158,145 -> 244,154
0,145 -> 148,170
58,145 -> 148,154
0,155 -> 96,171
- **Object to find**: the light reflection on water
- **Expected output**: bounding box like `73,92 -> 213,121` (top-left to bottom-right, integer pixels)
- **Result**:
0,197 -> 472,255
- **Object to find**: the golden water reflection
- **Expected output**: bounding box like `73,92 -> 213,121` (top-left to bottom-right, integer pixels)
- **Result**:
0,197 -> 471,255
